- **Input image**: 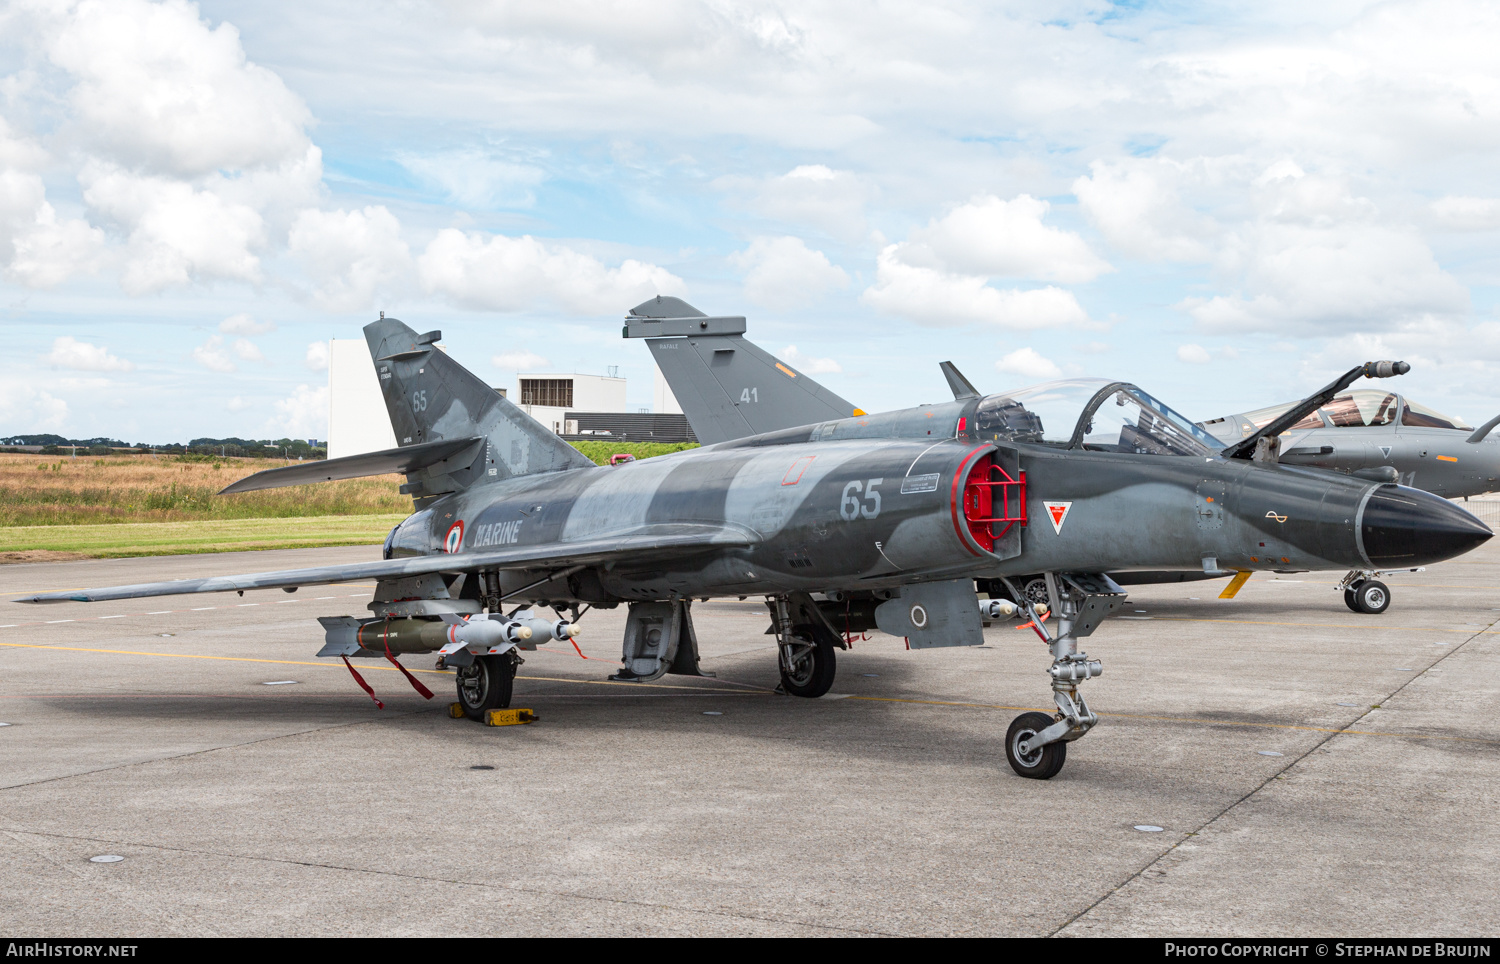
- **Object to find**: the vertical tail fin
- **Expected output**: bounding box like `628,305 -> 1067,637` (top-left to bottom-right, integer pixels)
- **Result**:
622,297 -> 861,445
363,319 -> 592,500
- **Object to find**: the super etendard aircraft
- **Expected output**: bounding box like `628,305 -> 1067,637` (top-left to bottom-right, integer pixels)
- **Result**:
21,310 -> 1493,779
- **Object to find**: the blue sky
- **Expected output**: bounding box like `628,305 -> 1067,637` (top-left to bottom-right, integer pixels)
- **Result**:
2,0 -> 1499,442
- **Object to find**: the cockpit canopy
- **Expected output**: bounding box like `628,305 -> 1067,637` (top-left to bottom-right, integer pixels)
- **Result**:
973,378 -> 1223,457
1199,389 -> 1471,441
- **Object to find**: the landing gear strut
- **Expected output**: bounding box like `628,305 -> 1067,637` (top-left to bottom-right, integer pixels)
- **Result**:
769,593 -> 841,698
1337,567 -> 1420,615
455,652 -> 517,720
1002,573 -> 1125,780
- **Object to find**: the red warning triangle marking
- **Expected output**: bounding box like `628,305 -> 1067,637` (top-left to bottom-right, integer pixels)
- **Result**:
1044,501 -> 1072,535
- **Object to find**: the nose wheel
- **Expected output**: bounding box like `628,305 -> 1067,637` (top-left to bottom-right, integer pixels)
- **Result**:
999,572 -> 1124,780
1344,579 -> 1391,614
1337,568 -> 1417,614
1005,711 -> 1067,779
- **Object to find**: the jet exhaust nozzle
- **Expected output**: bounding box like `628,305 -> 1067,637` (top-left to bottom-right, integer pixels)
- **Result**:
1361,486 -> 1492,567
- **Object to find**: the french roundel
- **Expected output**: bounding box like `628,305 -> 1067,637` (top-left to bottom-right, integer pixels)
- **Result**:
443,521 -> 464,554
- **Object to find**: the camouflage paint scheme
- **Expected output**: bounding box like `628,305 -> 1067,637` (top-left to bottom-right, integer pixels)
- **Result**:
21,313 -> 1488,610
18,311 -> 1492,778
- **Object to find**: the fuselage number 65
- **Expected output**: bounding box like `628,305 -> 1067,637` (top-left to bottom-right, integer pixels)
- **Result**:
840,478 -> 883,521
412,390 -> 428,413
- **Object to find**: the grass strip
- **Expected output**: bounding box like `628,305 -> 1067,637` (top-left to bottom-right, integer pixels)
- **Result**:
0,514 -> 406,558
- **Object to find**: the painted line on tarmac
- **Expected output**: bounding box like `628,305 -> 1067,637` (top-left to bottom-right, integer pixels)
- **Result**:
0,641 -> 764,694
1142,615 -> 1499,634
0,595 -> 373,630
0,581 -> 378,598
844,694 -> 1500,746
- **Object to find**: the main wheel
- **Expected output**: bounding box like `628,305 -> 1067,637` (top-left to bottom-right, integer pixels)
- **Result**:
779,634 -> 836,698
1353,580 -> 1391,615
1343,585 -> 1362,612
1006,711 -> 1067,780
455,653 -> 516,720
1022,578 -> 1050,608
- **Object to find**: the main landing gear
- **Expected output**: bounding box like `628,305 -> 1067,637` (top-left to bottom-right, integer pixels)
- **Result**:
779,634 -> 836,697
1001,573 -> 1126,780
455,652 -> 518,721
1337,567 -> 1421,615
769,593 -> 844,699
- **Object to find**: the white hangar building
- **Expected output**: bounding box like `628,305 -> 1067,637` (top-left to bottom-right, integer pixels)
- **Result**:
326,339 -> 680,459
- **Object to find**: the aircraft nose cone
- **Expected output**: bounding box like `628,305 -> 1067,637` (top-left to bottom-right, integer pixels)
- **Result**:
1361,486 -> 1493,567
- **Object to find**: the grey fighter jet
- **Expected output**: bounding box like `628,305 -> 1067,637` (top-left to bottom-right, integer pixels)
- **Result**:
21,311 -> 1492,780
1197,392 -> 1500,498
629,299 -> 1492,615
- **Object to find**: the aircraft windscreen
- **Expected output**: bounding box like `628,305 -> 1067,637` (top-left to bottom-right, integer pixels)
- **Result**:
1322,390 -> 1399,427
1400,398 -> 1472,430
1237,389 -> 1401,434
1242,401 -> 1322,433
1081,388 -> 1221,456
975,379 -> 1220,456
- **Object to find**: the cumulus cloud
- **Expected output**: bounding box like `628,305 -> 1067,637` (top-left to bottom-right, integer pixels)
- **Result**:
1182,165 -> 1468,333
417,229 -> 684,314
266,384 -> 329,439
995,348 -> 1062,380
860,193 -> 1106,329
219,313 -> 275,336
1177,344 -> 1212,364
50,0 -> 314,178
1074,158 -> 1219,263
288,206 -> 412,312
7,0 -> 324,296
779,345 -> 841,375
1429,196 -> 1500,232
492,350 -> 550,371
730,236 -> 848,309
0,384 -> 69,433
397,149 -> 545,209
81,163 -> 265,292
0,180 -> 107,287
862,245 -> 1094,329
43,336 -> 135,372
232,338 -> 265,363
0,121 -> 106,287
715,165 -> 871,239
191,335 -> 236,373
901,195 -> 1112,283
305,341 -> 329,371
226,396 -> 252,413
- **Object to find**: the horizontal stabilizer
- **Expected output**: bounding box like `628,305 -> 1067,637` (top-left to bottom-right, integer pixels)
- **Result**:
220,437 -> 483,494
17,523 -> 758,604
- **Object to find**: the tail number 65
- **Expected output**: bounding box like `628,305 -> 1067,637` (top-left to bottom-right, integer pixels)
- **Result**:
840,479 -> 883,521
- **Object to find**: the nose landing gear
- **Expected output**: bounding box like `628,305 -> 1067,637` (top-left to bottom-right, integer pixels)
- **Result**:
1337,567 -> 1421,614
1001,572 -> 1125,780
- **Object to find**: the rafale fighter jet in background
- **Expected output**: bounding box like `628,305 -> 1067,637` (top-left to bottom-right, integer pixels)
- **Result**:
21,302 -> 1492,780
633,299 -> 1497,616
1196,392 -> 1500,498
